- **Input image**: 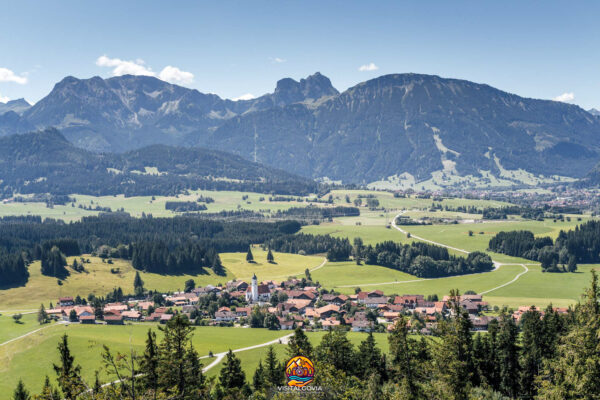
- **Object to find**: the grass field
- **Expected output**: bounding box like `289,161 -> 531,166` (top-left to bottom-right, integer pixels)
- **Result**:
0,313 -> 48,344
0,324 -> 287,395
0,250 -> 324,311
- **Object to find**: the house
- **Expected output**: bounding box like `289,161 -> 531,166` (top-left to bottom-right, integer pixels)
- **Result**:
393,295 -> 424,309
160,313 -> 174,324
62,306 -> 94,322
285,299 -> 313,313
226,280 -> 249,292
104,303 -> 128,313
59,297 -> 74,307
215,310 -> 237,322
79,315 -> 96,324
283,290 -> 316,302
136,301 -> 154,311
357,290 -> 385,304
321,294 -> 349,305
122,310 -> 142,321
352,319 -> 374,332
104,311 -> 124,325
321,317 -> 341,328
315,304 -> 340,319
363,296 -> 389,308
277,317 -> 295,330
235,307 -> 252,317
470,315 -> 495,331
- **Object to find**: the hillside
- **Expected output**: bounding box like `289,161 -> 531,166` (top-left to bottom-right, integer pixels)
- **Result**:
0,129 -> 317,197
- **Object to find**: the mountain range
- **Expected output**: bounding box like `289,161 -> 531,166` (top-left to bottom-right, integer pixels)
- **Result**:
2,72 -> 600,187
0,129 -> 316,198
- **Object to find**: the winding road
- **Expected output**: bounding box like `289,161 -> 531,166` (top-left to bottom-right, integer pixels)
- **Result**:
352,210 -> 532,295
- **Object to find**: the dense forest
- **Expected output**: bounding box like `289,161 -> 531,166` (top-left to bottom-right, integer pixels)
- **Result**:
13,274 -> 600,400
487,221 -> 600,271
0,129 -> 319,198
272,206 -> 360,220
358,240 -> 494,278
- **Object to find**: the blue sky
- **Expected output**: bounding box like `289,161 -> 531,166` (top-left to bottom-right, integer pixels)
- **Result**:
0,1 -> 598,109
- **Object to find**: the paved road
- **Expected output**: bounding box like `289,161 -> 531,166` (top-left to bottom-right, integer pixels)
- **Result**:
201,332 -> 292,373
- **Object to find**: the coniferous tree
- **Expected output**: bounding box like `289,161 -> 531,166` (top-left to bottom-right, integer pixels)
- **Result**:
252,360 -> 265,391
388,316 -> 424,399
266,248 -> 274,263
218,350 -> 246,390
133,271 -> 144,296
430,290 -> 474,400
140,329 -> 159,398
520,306 -> 544,399
246,246 -> 254,262
53,334 -> 84,400
263,345 -> 284,388
37,303 -> 49,325
12,380 -> 30,400
287,326 -> 313,358
496,313 -> 520,398
538,271 -> 600,398
357,332 -> 385,380
315,328 -> 356,375
157,314 -> 199,398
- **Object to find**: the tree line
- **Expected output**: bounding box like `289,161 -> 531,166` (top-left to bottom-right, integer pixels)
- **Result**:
357,240 -> 494,278
486,220 -> 600,271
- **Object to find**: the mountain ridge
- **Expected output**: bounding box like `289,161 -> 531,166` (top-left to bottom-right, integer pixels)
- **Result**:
2,72 -> 600,187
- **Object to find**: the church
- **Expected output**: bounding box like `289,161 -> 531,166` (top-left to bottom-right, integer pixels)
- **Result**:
245,274 -> 271,303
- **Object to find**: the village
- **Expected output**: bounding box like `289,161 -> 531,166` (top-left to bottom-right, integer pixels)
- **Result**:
41,273 -> 568,334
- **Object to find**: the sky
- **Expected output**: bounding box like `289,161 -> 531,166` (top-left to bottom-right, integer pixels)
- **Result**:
0,1 -> 598,109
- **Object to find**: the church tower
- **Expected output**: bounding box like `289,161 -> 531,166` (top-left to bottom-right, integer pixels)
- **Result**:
251,273 -> 258,302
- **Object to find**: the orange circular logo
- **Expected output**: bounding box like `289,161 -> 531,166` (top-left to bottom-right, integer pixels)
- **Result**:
285,356 -> 315,387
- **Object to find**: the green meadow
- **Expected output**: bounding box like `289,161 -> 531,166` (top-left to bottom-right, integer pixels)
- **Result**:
0,324 -> 287,395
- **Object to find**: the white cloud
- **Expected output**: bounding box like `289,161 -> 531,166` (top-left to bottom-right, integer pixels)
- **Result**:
232,93 -> 256,101
96,55 -> 154,76
96,55 -> 195,86
0,67 -> 28,84
272,57 -> 286,63
0,93 -> 9,103
358,62 -> 379,72
553,92 -> 575,103
158,66 -> 194,84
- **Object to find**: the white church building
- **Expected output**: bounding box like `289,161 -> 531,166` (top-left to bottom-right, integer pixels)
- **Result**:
245,273 -> 271,303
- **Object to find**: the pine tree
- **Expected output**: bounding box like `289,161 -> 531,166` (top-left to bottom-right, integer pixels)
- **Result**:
133,271 -> 144,296
538,270 -> 600,398
157,314 -> 196,397
519,307 -> 544,399
140,329 -> 159,398
12,380 -> 30,400
37,303 -> 48,325
430,290 -> 474,400
497,313 -> 520,398
252,360 -> 265,391
263,346 -> 284,388
218,350 -> 246,390
246,246 -> 254,262
53,334 -> 84,400
315,328 -> 356,374
287,326 -> 313,358
266,248 -> 274,263
357,332 -> 384,379
36,375 -> 59,400
388,317 -> 424,399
